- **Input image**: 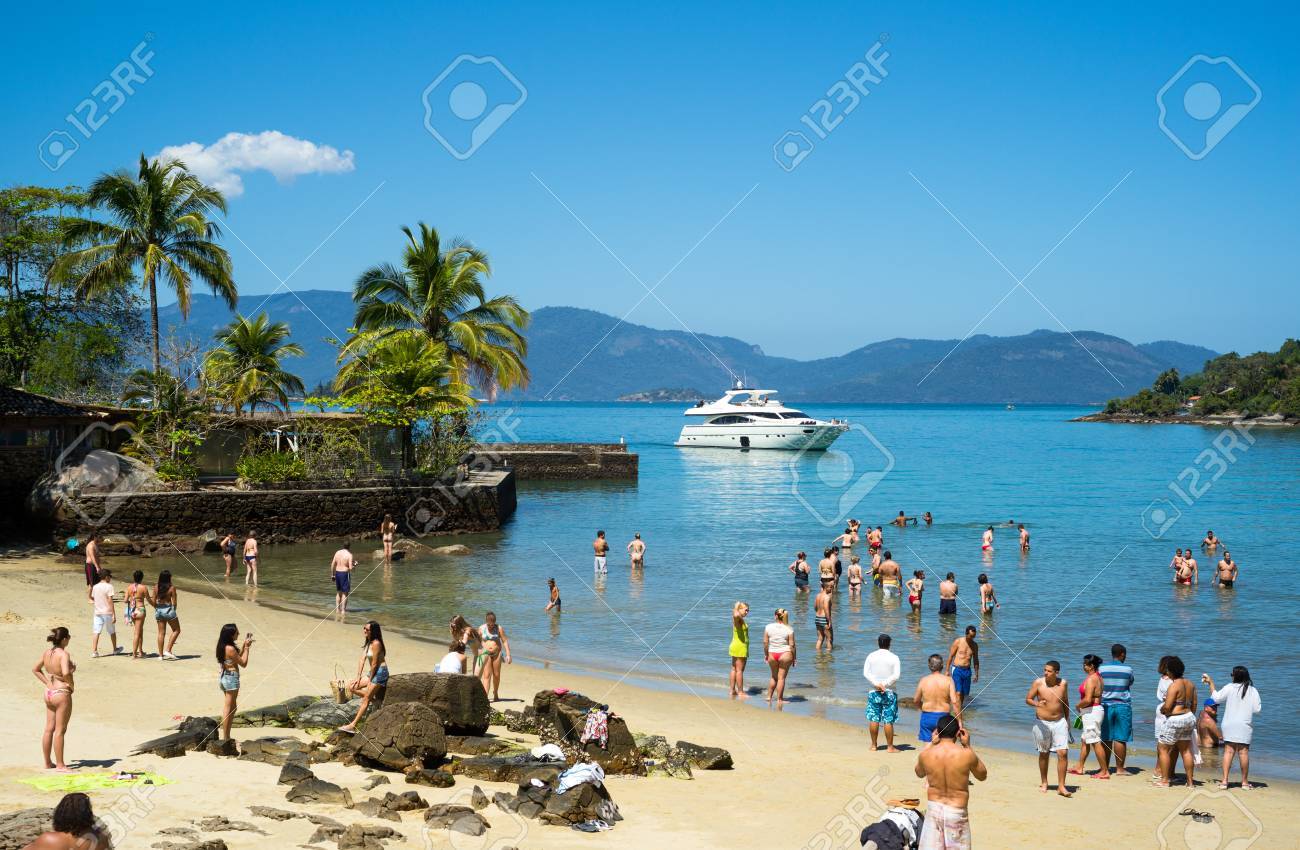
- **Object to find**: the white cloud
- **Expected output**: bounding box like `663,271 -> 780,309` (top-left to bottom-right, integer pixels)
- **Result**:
157,130 -> 355,197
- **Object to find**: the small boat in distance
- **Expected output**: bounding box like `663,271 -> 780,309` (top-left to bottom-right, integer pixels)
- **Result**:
675,381 -> 849,450
1006,403 -> 1016,410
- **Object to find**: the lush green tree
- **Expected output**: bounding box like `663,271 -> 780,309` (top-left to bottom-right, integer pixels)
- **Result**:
205,312 -> 305,416
1153,367 -> 1181,396
1106,339 -> 1300,419
344,223 -> 529,398
53,155 -> 236,375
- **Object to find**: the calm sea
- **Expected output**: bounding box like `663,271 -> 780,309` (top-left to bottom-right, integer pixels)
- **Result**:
151,403 -> 1300,776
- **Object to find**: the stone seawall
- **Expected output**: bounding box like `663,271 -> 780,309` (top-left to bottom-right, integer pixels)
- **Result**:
51,469 -> 516,544
470,443 -> 637,480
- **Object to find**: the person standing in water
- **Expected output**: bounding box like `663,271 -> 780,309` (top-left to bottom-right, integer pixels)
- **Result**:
817,548 -> 836,587
1177,550 -> 1198,586
545,578 -> 561,612
1018,523 -> 1030,552
847,555 -> 864,598
215,623 -> 253,742
1169,548 -> 1185,580
243,531 -> 259,587
878,551 -> 901,598
627,532 -> 646,568
592,530 -> 609,574
938,573 -> 959,616
1216,552 -> 1239,588
1202,530 -> 1219,552
220,532 -> 237,578
814,581 -> 834,650
977,574 -> 999,613
33,627 -> 75,771
340,620 -> 388,733
906,570 -> 925,612
728,601 -> 750,698
789,551 -> 811,593
153,570 -> 181,660
331,544 -> 355,614
981,526 -> 994,553
1025,659 -> 1072,797
125,570 -> 149,659
380,514 -> 397,564
763,608 -> 796,704
478,612 -> 511,701
88,570 -> 120,658
947,626 -> 979,713
913,715 -> 988,850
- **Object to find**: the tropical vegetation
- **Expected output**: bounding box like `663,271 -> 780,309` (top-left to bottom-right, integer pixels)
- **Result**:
205,312 -> 305,416
1104,340 -> 1300,419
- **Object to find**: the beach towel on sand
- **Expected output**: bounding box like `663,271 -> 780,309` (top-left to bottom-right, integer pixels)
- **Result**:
18,771 -> 174,793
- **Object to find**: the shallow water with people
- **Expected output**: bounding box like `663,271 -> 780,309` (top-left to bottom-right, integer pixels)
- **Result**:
149,402 -> 1300,777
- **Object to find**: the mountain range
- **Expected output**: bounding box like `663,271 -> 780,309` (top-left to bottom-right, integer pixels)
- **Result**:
159,292 -> 1218,404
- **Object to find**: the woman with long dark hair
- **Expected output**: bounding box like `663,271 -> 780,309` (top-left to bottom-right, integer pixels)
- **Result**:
125,569 -> 149,659
1155,655 -> 1198,787
32,627 -> 75,770
340,621 -> 387,733
478,612 -> 511,701
1203,665 -> 1262,789
1071,654 -> 1109,778
450,615 -> 482,674
215,623 -> 253,741
24,791 -> 105,847
153,570 -> 181,660
380,514 -> 397,564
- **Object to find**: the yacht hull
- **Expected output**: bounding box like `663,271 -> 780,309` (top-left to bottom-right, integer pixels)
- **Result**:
675,423 -> 846,450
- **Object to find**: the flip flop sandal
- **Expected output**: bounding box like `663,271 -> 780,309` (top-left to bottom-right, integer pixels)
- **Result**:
1067,768 -> 1085,775
1179,809 -> 1214,823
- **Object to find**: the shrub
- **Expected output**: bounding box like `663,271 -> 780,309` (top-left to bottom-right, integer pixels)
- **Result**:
236,450 -> 306,483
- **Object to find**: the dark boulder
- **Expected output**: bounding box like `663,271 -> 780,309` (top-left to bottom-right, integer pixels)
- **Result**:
233,695 -> 318,728
277,755 -> 315,786
296,697 -> 361,732
445,734 -> 527,756
403,766 -> 455,788
450,756 -> 563,785
492,779 -> 622,827
204,737 -> 239,757
239,735 -> 321,766
636,734 -> 692,779
424,804 -> 489,836
337,823 -> 400,850
382,673 -> 490,735
285,778 -> 352,806
675,740 -> 734,770
354,702 -> 447,771
133,716 -> 218,758
531,690 -> 643,775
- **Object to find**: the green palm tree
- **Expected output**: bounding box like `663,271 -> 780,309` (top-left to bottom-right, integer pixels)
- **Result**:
205,313 -> 305,416
334,334 -> 473,468
53,154 -> 236,375
344,223 -> 529,398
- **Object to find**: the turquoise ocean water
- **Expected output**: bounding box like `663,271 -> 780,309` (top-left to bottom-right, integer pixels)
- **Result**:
151,403 -> 1300,776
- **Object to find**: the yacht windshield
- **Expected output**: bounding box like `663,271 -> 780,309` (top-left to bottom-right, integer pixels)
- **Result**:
780,411 -> 810,419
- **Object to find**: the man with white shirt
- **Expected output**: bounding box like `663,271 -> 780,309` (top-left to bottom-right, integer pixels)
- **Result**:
89,569 -> 120,657
864,633 -> 902,752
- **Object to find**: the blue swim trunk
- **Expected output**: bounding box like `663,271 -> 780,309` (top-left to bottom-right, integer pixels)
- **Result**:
1101,702 -> 1133,743
334,571 -> 351,593
951,664 -> 972,697
918,710 -> 946,742
866,690 -> 898,724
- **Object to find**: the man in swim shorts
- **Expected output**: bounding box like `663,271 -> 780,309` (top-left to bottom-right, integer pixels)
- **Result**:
938,572 -> 958,616
1216,552 -> 1238,588
592,530 -> 609,574
1018,523 -> 1030,552
914,714 -> 986,850
914,654 -> 958,742
83,533 -> 101,595
814,581 -> 834,651
1178,550 -> 1198,585
1098,643 -> 1134,775
947,626 -> 979,712
331,543 -> 355,614
864,633 -> 901,752
1026,659 -> 1072,797
878,551 -> 902,597
89,569 -> 120,657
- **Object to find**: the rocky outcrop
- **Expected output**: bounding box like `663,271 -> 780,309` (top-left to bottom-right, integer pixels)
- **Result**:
337,823 -> 401,849
423,804 -> 490,836
277,756 -> 315,785
350,791 -> 429,821
382,673 -> 490,735
233,695 -> 318,728
635,735 -> 693,779
493,778 -> 622,827
445,734 -> 527,756
286,777 -> 352,806
675,740 -> 733,770
450,756 -> 563,785
403,766 -> 455,788
297,697 -> 362,732
134,716 -> 218,758
531,690 -> 643,775
352,702 -> 448,771
239,735 -> 325,766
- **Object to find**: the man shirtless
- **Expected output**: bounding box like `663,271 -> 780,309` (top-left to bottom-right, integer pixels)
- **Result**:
1177,550 -> 1198,585
627,533 -> 645,568
331,543 -> 355,614
914,654 -> 959,743
947,626 -> 980,713
1202,530 -> 1219,552
938,572 -> 958,616
1018,523 -> 1030,552
870,550 -> 883,587
1025,660 -> 1072,797
869,526 -> 884,551
833,527 -> 857,549
981,526 -> 994,552
814,582 -> 834,650
878,551 -> 902,597
818,548 -> 836,586
914,714 -> 987,850
592,530 -> 609,574
891,510 -> 917,528
1216,552 -> 1238,588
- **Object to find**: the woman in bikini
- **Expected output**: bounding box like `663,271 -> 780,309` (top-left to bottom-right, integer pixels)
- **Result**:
449,615 -> 482,674
23,792 -> 108,849
906,570 -> 925,612
1155,655 -> 1198,787
380,514 -> 397,564
340,621 -> 388,732
478,612 -> 511,701
1070,654 -> 1110,778
33,627 -> 75,770
846,556 -> 864,598
243,531 -> 259,587
728,601 -> 750,697
762,608 -> 796,704
215,623 -> 253,741
153,570 -> 181,660
220,532 -> 237,578
125,569 -> 150,658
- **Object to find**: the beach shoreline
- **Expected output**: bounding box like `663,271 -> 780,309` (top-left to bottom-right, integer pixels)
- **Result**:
1,553 -> 1294,850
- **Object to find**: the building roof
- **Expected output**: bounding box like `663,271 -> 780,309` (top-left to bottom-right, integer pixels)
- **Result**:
0,386 -> 104,420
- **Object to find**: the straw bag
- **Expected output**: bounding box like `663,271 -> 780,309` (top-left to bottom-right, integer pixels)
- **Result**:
330,665 -> 349,703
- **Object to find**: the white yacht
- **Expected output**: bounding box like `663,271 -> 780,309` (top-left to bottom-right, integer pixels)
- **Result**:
675,383 -> 848,450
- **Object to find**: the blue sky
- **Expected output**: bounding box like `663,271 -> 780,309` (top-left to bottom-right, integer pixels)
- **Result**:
4,1 -> 1297,359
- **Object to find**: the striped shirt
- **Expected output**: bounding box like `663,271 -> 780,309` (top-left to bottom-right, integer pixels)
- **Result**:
1099,661 -> 1134,704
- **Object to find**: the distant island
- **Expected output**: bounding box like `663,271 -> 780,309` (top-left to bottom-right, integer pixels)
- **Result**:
1080,339 -> 1299,426
160,293 -> 1220,404
618,388 -> 706,402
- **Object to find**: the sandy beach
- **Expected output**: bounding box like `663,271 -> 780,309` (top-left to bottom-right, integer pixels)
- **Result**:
0,552 -> 1293,850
